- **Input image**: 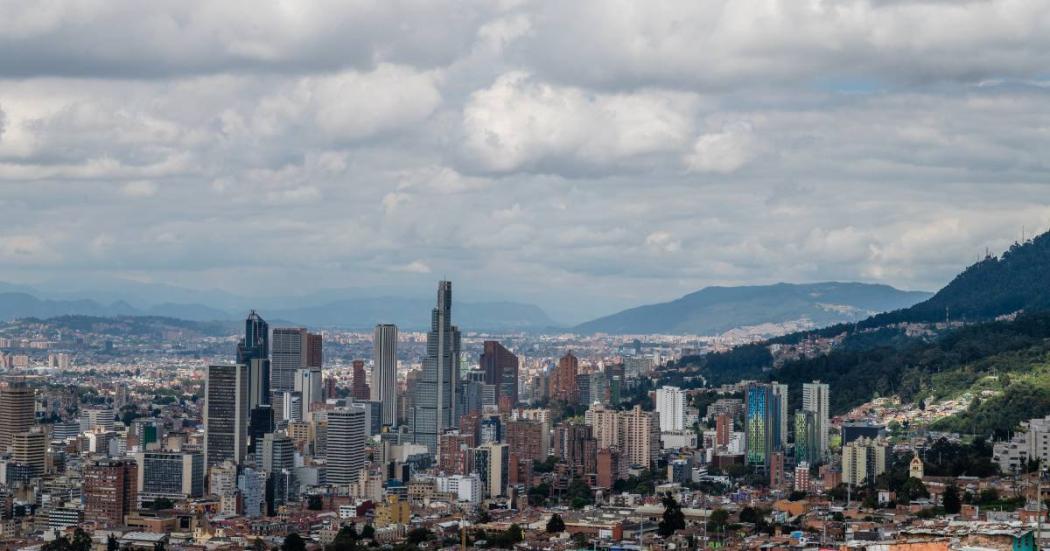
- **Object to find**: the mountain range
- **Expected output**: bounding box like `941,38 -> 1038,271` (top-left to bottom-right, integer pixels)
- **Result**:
0,290 -> 556,331
573,282 -> 932,335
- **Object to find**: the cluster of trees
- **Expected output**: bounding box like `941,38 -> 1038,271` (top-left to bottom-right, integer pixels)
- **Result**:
42,529 -> 99,551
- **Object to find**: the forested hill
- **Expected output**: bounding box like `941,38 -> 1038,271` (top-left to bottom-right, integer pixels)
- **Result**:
864,229 -> 1050,326
672,311 -> 1050,421
666,230 -> 1050,423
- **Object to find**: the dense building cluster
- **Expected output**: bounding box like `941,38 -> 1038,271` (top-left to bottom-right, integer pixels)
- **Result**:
0,281 -> 1044,550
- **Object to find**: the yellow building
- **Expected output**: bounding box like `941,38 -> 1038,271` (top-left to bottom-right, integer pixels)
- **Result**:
374,495 -> 410,528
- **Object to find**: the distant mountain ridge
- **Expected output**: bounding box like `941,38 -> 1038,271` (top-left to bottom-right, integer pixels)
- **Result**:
573,282 -> 932,335
0,290 -> 556,331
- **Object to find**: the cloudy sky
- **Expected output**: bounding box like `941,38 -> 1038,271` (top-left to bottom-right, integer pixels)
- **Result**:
1,0 -> 1049,323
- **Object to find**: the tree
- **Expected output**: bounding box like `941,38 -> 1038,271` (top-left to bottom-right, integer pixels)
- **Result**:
153,543 -> 166,551
571,532 -> 589,547
150,497 -> 174,511
943,485 -> 962,514
361,525 -> 375,540
406,528 -> 433,545
477,508 -> 492,524
282,533 -> 306,551
546,513 -> 566,533
658,493 -> 686,537
566,477 -> 593,508
107,535 -> 120,551
72,529 -> 93,551
707,508 -> 730,531
307,494 -> 324,510
329,526 -> 359,551
251,538 -> 268,551
738,506 -> 762,524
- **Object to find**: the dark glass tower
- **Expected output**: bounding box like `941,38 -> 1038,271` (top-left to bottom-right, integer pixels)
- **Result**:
238,310 -> 271,408
409,281 -> 461,453
480,340 -> 519,406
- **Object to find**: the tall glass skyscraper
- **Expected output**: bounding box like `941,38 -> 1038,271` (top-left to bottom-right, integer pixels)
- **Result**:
745,382 -> 782,471
372,324 -> 399,427
409,281 -> 461,453
238,310 -> 271,409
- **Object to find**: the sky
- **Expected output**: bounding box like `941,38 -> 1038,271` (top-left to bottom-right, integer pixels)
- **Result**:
1,0 -> 1049,323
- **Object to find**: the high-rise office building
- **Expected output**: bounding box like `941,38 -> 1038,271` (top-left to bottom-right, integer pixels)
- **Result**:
474,442 -> 509,498
136,451 -> 205,501
656,386 -> 686,432
0,380 -> 36,452
205,364 -> 249,467
794,410 -> 820,465
307,332 -> 323,368
550,351 -> 579,404
326,408 -> 366,485
272,328 -> 320,392
238,311 -> 270,408
262,432 -> 297,509
372,324 -> 399,427
773,382 -> 789,448
237,310 -> 269,363
83,458 -> 138,528
745,382 -> 782,471
802,381 -> 830,460
351,360 -> 370,400
480,341 -> 519,407
295,367 -> 323,413
11,429 -> 45,477
409,281 -> 461,453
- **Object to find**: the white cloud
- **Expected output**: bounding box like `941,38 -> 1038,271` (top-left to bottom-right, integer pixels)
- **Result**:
391,260 -> 432,274
0,2 -> 1047,320
121,180 -> 158,197
684,122 -> 757,174
462,72 -> 700,172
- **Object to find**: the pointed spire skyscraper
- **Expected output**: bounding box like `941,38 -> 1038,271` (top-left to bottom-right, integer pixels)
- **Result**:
409,281 -> 461,453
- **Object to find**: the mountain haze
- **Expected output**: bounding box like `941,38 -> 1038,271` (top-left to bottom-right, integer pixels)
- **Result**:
0,290 -> 556,331
573,282 -> 931,335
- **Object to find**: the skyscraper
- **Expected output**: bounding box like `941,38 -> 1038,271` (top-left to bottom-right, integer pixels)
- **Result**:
351,360 -> 370,400
794,410 -> 819,465
0,380 -> 35,452
237,310 -> 269,363
773,382 -> 789,448
802,381 -> 830,460
261,432 -> 297,509
83,458 -> 138,528
409,281 -> 461,453
136,451 -> 205,501
550,351 -> 578,404
326,407 -> 366,485
745,382 -> 782,471
205,364 -> 249,467
372,324 -> 399,427
271,328 -> 320,392
656,386 -> 686,432
295,367 -> 323,413
480,341 -> 519,407
238,311 -> 271,409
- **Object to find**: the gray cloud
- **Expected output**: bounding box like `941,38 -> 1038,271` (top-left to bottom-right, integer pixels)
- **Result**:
0,1 -> 1048,323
